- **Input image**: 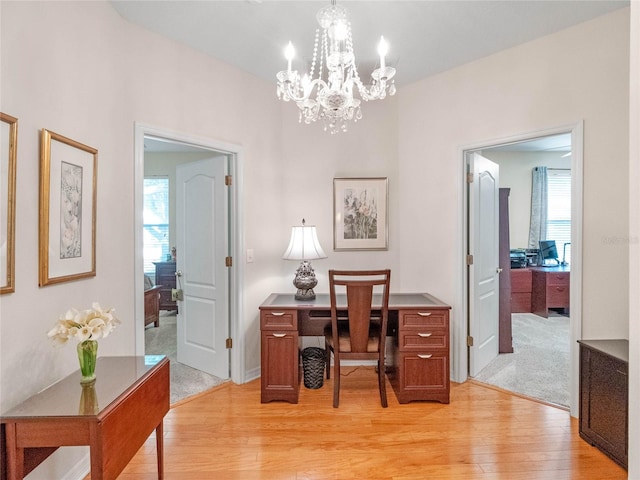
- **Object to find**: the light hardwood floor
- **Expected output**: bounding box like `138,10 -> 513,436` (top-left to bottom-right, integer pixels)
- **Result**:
107,367 -> 626,480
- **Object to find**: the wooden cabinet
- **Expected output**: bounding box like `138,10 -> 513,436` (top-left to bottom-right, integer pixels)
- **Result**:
153,261 -> 177,312
144,285 -> 162,327
531,266 -> 570,317
510,268 -> 532,313
260,308 -> 300,403
578,340 -> 628,469
389,307 -> 450,404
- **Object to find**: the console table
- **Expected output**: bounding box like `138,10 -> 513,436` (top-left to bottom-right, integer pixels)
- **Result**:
1,355 -> 170,480
259,293 -> 451,405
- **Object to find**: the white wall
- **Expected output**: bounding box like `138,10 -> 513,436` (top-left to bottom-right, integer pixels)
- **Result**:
396,8 -> 630,387
0,1 -> 633,478
0,2 -> 282,476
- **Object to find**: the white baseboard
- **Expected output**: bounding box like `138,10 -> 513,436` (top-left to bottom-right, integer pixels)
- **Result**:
63,454 -> 90,480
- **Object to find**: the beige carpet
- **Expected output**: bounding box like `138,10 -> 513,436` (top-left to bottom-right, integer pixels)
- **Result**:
473,312 -> 569,407
145,312 -> 226,404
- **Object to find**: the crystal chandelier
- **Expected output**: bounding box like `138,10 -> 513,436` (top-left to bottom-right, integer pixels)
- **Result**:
276,1 -> 396,134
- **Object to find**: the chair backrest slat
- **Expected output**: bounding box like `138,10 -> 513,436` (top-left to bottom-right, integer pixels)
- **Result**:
329,269 -> 391,354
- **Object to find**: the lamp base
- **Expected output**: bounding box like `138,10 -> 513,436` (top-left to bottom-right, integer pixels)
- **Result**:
293,260 -> 318,301
295,289 -> 317,301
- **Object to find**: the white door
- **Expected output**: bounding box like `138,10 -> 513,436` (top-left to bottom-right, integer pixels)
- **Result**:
468,152 -> 500,377
175,157 -> 229,379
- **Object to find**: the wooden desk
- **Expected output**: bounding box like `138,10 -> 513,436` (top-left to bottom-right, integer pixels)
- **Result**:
259,293 -> 451,405
531,266 -> 570,317
1,356 -> 170,480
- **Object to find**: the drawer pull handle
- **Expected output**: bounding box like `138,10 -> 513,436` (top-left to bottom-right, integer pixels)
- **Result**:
418,354 -> 433,359
418,333 -> 432,337
417,312 -> 432,317
271,312 -> 285,316
272,333 -> 286,338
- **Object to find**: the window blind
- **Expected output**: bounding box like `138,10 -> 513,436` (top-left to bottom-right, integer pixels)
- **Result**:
143,178 -> 170,274
547,169 -> 571,263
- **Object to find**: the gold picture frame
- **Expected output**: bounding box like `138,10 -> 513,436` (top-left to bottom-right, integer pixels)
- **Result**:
333,177 -> 388,251
39,129 -> 97,286
1,113 -> 18,294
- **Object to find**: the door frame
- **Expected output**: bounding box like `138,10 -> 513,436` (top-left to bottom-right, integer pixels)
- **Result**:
458,121 -> 583,417
133,122 -> 246,385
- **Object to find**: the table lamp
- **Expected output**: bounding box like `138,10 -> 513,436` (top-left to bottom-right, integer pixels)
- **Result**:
282,219 -> 327,300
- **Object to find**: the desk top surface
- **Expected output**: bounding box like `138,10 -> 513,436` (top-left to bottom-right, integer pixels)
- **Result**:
260,292 -> 451,310
529,265 -> 570,273
1,355 -> 168,420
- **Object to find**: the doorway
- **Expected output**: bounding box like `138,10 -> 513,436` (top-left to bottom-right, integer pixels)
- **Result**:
462,123 -> 583,416
133,123 -> 245,387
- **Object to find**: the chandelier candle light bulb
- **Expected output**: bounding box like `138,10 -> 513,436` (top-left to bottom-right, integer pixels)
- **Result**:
378,36 -> 388,69
285,41 -> 294,73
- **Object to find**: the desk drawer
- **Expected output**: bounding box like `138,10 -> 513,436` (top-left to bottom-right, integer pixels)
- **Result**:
399,309 -> 448,329
547,286 -> 569,307
547,272 -> 570,287
511,269 -> 532,293
399,331 -> 448,351
260,309 -> 297,330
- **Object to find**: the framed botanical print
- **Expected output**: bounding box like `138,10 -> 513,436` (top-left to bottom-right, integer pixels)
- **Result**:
333,177 -> 388,251
1,113 -> 18,294
39,129 -> 97,286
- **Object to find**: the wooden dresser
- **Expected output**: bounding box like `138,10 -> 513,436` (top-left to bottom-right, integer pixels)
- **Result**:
578,339 -> 628,469
510,268 -> 532,313
531,266 -> 570,317
153,261 -> 177,312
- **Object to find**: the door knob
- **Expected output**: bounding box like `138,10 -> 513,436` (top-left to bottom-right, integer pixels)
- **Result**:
175,270 -> 183,277
496,267 -> 503,273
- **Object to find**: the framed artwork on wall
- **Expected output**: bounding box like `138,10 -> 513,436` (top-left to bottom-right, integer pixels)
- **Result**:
333,177 -> 388,251
1,113 -> 18,294
39,129 -> 97,286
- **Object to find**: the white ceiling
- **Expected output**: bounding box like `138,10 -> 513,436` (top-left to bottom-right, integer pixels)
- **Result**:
110,0 -> 628,87
120,1 -> 622,153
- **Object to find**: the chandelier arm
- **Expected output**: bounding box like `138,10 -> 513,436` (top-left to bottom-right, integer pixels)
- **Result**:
279,76 -> 329,103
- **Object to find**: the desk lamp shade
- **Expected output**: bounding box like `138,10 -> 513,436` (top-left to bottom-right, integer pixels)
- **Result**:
282,219 -> 327,300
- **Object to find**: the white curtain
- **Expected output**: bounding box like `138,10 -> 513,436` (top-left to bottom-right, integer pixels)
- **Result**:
528,166 -> 548,248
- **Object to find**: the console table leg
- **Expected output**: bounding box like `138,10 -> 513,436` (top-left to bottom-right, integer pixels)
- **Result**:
5,423 -> 24,480
156,421 -> 164,480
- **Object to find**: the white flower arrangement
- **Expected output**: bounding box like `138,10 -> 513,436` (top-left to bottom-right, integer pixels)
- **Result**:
47,302 -> 120,345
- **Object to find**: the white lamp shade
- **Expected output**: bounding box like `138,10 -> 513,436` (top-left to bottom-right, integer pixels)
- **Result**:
282,225 -> 327,260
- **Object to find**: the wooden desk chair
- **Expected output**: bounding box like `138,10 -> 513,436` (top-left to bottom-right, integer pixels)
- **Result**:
324,269 -> 391,408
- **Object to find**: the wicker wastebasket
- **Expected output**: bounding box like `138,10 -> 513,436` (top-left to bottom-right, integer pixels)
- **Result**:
301,347 -> 326,389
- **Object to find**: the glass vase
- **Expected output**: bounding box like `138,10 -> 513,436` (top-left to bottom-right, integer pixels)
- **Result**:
77,339 -> 98,384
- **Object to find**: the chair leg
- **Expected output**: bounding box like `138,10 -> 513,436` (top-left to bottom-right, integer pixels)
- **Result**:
325,341 -> 331,379
378,358 -> 388,408
333,357 -> 340,408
